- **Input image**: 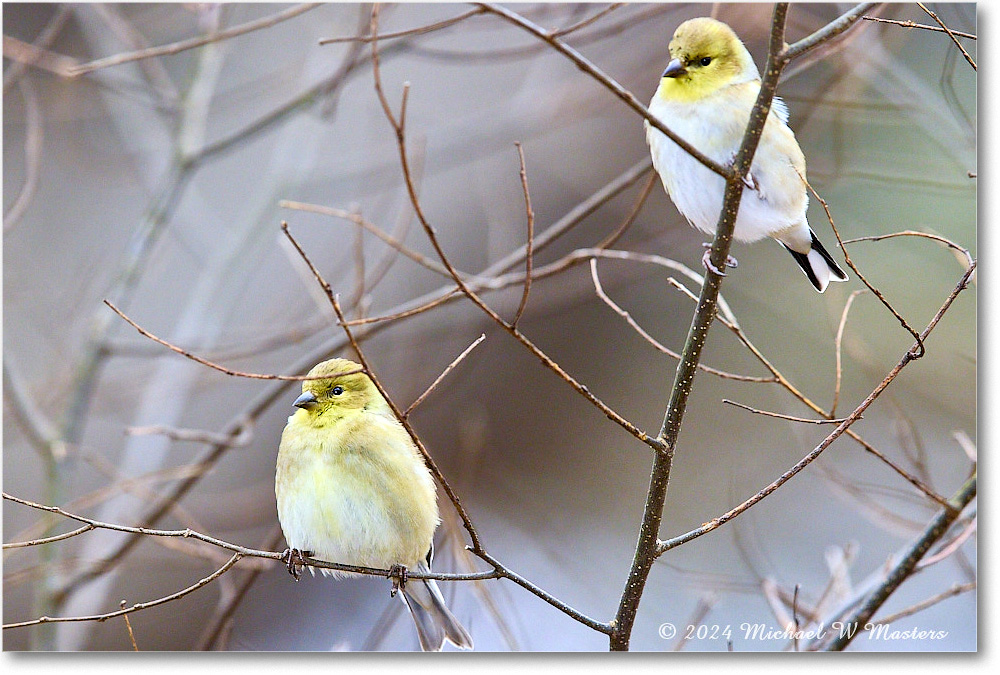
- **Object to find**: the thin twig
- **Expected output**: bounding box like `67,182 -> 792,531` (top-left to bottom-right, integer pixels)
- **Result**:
803,178 -> 926,358
861,15 -> 976,40
832,290 -> 867,416
120,600 -> 139,651
842,230 -> 974,270
343,288 -> 463,326
917,3 -> 976,70
404,334 -> 487,417
782,3 -> 877,62
474,550 -> 612,635
477,3 -> 729,178
657,262 -> 976,558
103,299 -> 352,381
280,200 -> 462,280
722,399 -> 854,425
872,582 -> 975,626
124,423 -> 252,448
917,515 -> 977,570
591,261 -> 766,382
549,3 -> 624,38
320,7 -> 486,45
3,525 -> 95,550
4,553 -> 242,630
511,142 -> 535,327
67,4 -> 322,77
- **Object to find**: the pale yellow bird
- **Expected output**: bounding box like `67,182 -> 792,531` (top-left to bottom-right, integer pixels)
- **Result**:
275,358 -> 473,651
646,17 -> 848,292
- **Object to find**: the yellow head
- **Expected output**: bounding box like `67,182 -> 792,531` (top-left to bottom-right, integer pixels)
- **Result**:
656,17 -> 758,102
292,358 -> 390,425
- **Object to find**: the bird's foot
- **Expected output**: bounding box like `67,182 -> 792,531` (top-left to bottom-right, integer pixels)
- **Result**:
702,242 -> 737,277
388,564 -> 409,597
281,548 -> 312,581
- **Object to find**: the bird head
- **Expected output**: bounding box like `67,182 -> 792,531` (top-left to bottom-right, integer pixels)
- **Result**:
292,358 -> 390,422
656,17 -> 759,102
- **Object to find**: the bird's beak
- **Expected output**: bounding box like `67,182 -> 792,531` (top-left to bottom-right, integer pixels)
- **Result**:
661,58 -> 687,78
293,391 -> 318,409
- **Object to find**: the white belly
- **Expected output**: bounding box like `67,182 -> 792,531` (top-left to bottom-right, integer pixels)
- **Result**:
646,94 -> 805,244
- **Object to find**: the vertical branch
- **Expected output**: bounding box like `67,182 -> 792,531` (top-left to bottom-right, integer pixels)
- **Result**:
511,142 -> 535,327
609,3 -> 790,651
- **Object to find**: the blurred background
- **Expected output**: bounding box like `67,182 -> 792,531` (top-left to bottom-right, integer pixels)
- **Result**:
3,2 -> 976,652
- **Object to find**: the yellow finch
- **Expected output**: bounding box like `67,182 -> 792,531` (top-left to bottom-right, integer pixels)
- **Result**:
275,358 -> 473,651
646,17 -> 848,292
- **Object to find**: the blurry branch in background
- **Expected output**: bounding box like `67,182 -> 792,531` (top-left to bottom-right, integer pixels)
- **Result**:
320,5 -> 487,45
2,1 -> 976,652
2,77 -> 43,231
64,4 -> 322,77
823,473 -> 977,651
2,5 -> 71,92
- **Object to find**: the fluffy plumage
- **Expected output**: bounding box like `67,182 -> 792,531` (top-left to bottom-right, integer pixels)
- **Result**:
275,358 -> 473,651
646,17 -> 848,292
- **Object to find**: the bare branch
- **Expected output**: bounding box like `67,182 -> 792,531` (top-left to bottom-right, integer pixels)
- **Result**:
3,525 -> 95,550
511,142 -> 535,327
862,15 -> 976,40
611,3 -> 793,650
722,399 -> 854,425
124,423 -> 253,448
404,334 -> 487,417
4,553 -> 243,630
477,3 -> 730,178
657,262 -> 976,558
591,260 -> 767,382
803,177 -> 926,358
832,290 -> 867,415
279,200 -> 463,280
320,7 -> 485,45
783,3 -> 877,62
1,34 -> 78,77
103,299 -> 353,381
549,3 -> 625,38
917,2 -> 976,70
3,5 -> 72,93
67,4 -> 323,77
825,474 -> 976,651
872,582 -> 976,627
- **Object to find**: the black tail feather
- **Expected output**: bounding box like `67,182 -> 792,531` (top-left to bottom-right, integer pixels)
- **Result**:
810,231 -> 848,281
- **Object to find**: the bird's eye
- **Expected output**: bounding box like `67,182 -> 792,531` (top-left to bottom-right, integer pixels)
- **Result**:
332,386 -> 344,396
700,56 -> 712,66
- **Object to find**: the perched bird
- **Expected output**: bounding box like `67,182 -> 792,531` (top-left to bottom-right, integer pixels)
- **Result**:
275,358 -> 473,651
646,17 -> 848,292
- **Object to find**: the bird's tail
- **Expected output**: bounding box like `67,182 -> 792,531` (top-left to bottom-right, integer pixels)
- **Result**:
779,229 -> 848,293
400,564 -> 473,651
